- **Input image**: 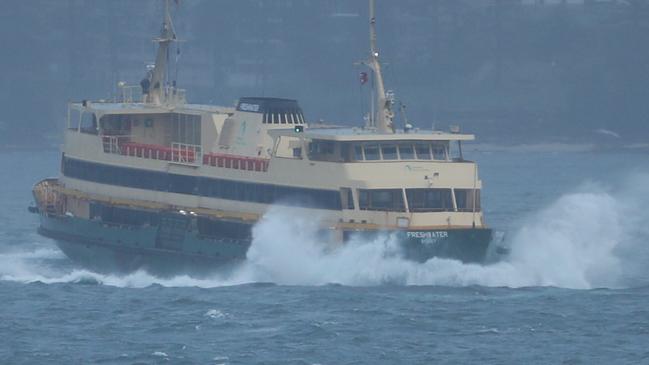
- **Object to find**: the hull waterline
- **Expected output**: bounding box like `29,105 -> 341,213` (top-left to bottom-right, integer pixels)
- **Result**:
36,212 -> 494,276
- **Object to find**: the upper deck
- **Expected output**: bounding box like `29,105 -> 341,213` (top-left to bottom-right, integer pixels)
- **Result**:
269,127 -> 474,142
68,101 -> 233,117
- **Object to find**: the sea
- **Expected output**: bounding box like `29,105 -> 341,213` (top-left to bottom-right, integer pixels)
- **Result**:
1,148 -> 649,364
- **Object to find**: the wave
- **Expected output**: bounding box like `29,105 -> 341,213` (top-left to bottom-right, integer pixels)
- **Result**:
2,174 -> 649,289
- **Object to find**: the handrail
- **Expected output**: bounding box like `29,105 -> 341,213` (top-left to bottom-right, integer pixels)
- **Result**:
101,138 -> 269,172
171,142 -> 202,166
203,152 -> 269,172
102,135 -> 132,154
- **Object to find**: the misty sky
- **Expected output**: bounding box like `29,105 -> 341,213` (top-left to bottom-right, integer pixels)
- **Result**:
2,0 -> 649,147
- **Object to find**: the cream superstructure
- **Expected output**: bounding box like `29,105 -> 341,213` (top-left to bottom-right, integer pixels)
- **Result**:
32,0 -> 492,272
58,0 -> 485,233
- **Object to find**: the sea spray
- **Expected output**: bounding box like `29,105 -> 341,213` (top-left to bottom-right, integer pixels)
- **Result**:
227,188 -> 626,288
3,174 -> 649,289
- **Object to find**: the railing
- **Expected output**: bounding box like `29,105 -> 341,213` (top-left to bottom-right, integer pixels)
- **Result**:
122,142 -> 172,161
101,137 -> 268,171
171,142 -> 202,166
116,83 -> 185,105
164,86 -> 186,106
119,85 -> 141,103
203,153 -> 269,172
102,135 -> 131,154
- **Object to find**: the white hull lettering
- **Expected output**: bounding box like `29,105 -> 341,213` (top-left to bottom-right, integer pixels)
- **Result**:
406,231 -> 449,239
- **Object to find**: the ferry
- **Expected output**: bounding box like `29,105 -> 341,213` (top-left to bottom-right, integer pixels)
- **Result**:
30,0 -> 493,275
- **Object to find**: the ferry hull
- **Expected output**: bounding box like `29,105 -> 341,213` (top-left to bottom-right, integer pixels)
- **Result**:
344,228 -> 493,263
398,228 -> 493,263
36,210 -> 493,276
37,214 -> 249,276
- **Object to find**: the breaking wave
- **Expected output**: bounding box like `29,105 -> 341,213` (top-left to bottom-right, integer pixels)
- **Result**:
2,174 -> 649,290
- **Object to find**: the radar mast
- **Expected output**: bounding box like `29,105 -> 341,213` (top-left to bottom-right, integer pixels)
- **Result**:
144,0 -> 177,105
364,0 -> 394,133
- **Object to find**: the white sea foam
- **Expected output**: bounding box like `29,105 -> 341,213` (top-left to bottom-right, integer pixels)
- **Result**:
2,174 -> 649,289
205,309 -> 229,319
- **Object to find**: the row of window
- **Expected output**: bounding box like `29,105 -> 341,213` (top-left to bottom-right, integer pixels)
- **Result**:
358,189 -> 406,212
90,202 -> 252,239
353,143 -> 448,161
356,188 -> 481,212
63,157 -> 342,210
262,111 -> 305,125
90,203 -> 159,226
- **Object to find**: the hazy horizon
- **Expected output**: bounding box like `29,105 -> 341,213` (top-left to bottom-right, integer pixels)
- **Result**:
2,0 -> 649,147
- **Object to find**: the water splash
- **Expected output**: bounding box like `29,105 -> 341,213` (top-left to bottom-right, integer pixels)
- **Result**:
229,189 -> 625,289
2,174 -> 649,289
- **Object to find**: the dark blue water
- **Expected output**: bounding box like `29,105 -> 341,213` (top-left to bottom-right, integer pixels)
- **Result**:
2,149 -> 649,364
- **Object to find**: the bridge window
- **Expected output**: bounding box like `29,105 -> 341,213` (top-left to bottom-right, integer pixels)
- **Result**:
432,143 -> 447,160
100,114 -> 131,135
308,140 -> 339,161
358,189 -> 405,212
344,142 -> 453,162
455,189 -> 481,212
399,144 -> 414,159
381,145 -> 398,160
353,145 -> 364,161
406,188 -> 453,212
80,112 -> 98,134
415,144 -> 431,160
364,145 -> 380,160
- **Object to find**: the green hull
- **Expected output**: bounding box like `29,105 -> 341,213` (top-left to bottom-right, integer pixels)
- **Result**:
38,214 -> 249,276
37,212 -> 493,275
344,228 -> 493,263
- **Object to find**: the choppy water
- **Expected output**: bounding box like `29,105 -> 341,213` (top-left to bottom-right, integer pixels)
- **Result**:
2,149 -> 649,364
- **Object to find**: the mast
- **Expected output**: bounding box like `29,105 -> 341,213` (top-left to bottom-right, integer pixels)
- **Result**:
366,0 -> 394,133
146,0 -> 177,105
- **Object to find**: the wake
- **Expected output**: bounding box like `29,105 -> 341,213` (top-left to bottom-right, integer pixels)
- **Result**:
2,174 -> 649,289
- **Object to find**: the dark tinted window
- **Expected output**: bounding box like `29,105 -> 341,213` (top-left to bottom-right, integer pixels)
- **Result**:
455,189 -> 481,212
62,157 -> 342,210
415,144 -> 431,160
406,188 -> 453,212
197,218 -> 251,239
432,143 -> 447,160
364,145 -> 380,160
358,189 -> 405,212
354,145 -> 364,161
340,188 -> 354,210
381,145 -> 397,160
90,203 -> 158,227
399,144 -> 414,159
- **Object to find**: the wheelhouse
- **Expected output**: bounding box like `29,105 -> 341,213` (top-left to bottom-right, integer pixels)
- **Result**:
269,128 -> 474,163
